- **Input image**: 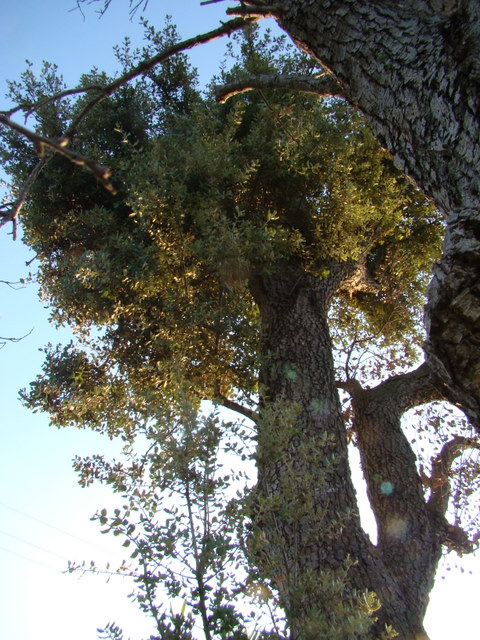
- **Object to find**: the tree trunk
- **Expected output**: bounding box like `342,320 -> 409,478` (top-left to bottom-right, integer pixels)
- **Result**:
249,266 -> 443,639
254,0 -> 480,427
345,366 -> 444,633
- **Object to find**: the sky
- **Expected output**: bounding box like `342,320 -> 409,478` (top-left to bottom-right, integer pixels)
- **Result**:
0,2 -> 479,639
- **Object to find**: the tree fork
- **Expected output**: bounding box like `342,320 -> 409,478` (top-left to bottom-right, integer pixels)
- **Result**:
227,0 -> 480,429
249,266 -> 421,639
346,370 -> 442,634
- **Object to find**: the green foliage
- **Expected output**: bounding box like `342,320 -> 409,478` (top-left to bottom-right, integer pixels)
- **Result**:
2,20 -> 449,640
71,388 -> 394,640
70,389 -> 276,639
2,25 -> 442,405
98,622 -> 125,640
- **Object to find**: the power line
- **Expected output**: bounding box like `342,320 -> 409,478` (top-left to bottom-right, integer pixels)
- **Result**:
0,500 -> 108,551
0,543 -> 58,573
0,528 -> 69,562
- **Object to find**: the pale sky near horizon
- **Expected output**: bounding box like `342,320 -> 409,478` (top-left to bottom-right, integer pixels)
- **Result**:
0,2 -> 479,639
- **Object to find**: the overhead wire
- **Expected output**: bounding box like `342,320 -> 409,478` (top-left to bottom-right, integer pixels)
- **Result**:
0,500 -> 110,551
0,527 -> 69,562
0,543 -> 59,573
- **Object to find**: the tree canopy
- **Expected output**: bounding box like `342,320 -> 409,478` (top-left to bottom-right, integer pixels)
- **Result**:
1,14 -> 479,640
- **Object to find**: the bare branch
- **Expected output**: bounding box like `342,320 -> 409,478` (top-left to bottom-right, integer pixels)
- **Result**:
0,327 -> 34,349
0,279 -> 27,290
2,84 -> 104,120
216,395 -> 258,422
226,2 -> 283,19
427,435 -> 480,516
0,114 -> 115,193
0,157 -> 48,233
215,72 -> 343,103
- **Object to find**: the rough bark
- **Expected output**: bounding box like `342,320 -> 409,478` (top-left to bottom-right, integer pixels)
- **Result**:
230,0 -> 480,428
249,266 -> 445,639
426,434 -> 480,553
344,366 -> 445,633
210,2 -> 480,634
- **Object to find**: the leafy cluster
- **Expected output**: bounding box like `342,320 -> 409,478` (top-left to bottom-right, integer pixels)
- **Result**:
70,388 -> 394,640
4,25 -> 443,414
74,392 -> 258,640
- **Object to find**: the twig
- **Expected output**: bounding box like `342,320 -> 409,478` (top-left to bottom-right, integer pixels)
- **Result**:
0,157 -> 48,232
2,84 -> 104,119
0,327 -> 34,349
0,279 -> 27,290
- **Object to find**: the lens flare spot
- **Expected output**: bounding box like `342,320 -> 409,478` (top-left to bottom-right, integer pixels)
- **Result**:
283,364 -> 299,381
385,516 -> 407,539
380,481 -> 394,496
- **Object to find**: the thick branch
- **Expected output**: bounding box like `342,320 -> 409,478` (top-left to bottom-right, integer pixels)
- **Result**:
427,435 -> 480,516
348,362 -> 446,625
216,395 -> 258,422
425,432 -> 480,554
226,2 -> 282,19
215,72 -> 343,103
340,361 -> 443,414
337,254 -> 380,299
367,361 -> 444,414
336,377 -> 363,396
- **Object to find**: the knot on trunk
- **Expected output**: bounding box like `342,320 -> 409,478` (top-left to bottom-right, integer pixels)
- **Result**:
338,256 -> 380,299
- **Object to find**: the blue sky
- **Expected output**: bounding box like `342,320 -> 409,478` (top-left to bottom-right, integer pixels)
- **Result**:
0,2 -> 479,639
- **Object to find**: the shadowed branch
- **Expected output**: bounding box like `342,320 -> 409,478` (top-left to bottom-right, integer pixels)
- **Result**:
215,72 -> 343,103
427,434 -> 480,517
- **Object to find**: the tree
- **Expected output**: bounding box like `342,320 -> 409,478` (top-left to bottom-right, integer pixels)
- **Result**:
219,0 -> 480,430
1,14 -> 479,640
